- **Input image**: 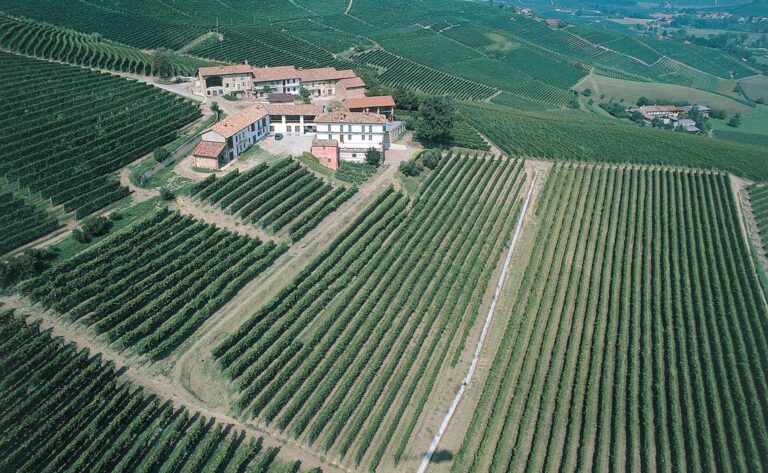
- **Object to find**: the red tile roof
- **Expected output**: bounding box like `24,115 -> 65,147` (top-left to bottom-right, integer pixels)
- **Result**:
208,104 -> 268,138
262,103 -> 324,116
338,77 -> 367,89
252,65 -> 300,82
315,110 -> 387,124
298,67 -> 359,82
344,95 -> 395,109
198,64 -> 253,76
193,140 -> 226,158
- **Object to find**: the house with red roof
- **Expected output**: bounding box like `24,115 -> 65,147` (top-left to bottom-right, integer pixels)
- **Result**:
313,110 -> 388,165
343,95 -> 396,119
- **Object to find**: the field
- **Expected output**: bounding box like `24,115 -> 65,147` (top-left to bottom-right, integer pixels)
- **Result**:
450,164 -> 768,472
459,102 -> 768,181
212,153 -> 525,471
190,159 -> 355,241
0,188 -> 60,255
0,310 -> 310,473
739,75 -> 768,103
18,210 -> 286,360
576,73 -> 753,115
0,52 -> 200,218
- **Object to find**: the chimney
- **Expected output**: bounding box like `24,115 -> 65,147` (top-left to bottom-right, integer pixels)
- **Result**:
244,60 -> 249,66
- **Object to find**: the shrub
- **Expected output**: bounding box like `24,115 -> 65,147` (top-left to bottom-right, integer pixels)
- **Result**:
153,147 -> 171,162
365,148 -> 382,166
420,150 -> 441,170
82,216 -> 113,238
399,160 -> 424,177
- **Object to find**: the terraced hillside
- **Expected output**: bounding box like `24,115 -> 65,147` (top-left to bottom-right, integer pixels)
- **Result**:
0,189 -> 60,255
0,310 -> 311,473
19,210 -> 286,360
450,164 -> 768,472
0,15 -> 216,76
0,52 -> 200,218
190,159 -> 356,241
213,153 -> 526,470
0,0 -> 760,107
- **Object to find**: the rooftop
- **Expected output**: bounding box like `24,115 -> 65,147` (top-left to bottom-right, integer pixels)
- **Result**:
208,104 -> 268,138
192,140 -> 226,158
344,95 -> 396,109
252,65 -> 300,82
338,77 -> 367,89
262,103 -> 324,116
298,67 -> 358,82
198,64 -> 254,76
315,110 -> 387,124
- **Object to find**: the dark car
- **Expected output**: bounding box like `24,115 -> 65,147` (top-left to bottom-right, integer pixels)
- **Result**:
275,133 -> 284,140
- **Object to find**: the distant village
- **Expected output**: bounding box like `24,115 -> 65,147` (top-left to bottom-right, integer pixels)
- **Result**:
191,63 -> 401,171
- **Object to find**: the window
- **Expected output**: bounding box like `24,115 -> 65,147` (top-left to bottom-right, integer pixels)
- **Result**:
368,125 -> 372,132
369,135 -> 373,141
361,135 -> 366,141
348,134 -> 352,141
270,125 -> 275,132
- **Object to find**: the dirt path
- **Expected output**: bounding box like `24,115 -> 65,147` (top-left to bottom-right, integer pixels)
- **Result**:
120,166 -> 159,202
417,170 -> 539,473
5,221 -> 74,257
345,0 -> 353,14
174,196 -> 273,241
0,295 -> 340,473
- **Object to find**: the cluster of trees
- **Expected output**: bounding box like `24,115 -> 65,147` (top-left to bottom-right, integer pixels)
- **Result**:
393,89 -> 457,145
399,149 -> 441,177
72,216 -> 115,243
0,248 -> 57,288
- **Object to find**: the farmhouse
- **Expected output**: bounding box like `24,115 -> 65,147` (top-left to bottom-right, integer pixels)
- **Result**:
263,103 -> 324,135
198,64 -> 365,99
193,104 -> 269,169
314,110 -> 388,163
335,77 -> 367,100
196,64 -> 254,98
343,95 -> 396,119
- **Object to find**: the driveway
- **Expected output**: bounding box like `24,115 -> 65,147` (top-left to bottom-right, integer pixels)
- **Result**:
259,135 -> 315,157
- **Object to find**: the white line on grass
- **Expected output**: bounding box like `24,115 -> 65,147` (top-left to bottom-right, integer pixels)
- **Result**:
416,170 -> 540,473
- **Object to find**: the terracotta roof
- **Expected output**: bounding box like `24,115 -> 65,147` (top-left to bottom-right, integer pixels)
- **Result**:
637,105 -> 684,113
209,104 -> 268,138
252,65 -> 300,82
193,140 -> 226,158
312,139 -> 338,147
344,95 -> 395,109
337,77 -> 367,89
262,103 -> 324,116
298,67 -> 358,82
198,64 -> 253,76
315,110 -> 387,124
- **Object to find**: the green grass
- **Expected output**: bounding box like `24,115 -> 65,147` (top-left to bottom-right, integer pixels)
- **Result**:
50,198 -> 161,262
739,75 -> 768,103
296,153 -> 337,179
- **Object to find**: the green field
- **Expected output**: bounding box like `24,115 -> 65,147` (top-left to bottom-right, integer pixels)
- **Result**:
213,154 -> 525,471
453,164 -> 768,472
459,101 -> 768,181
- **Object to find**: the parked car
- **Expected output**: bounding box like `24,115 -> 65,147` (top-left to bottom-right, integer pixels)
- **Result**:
275,133 -> 284,140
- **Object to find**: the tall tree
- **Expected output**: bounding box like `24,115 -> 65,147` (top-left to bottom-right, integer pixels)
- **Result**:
414,96 -> 456,144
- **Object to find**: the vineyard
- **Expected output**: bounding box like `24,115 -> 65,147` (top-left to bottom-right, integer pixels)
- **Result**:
451,164 -> 768,472
748,184 -> 768,257
0,310 -> 311,473
212,153 -> 526,470
19,210 -> 286,360
460,102 -> 768,181
190,159 -> 355,241
0,189 -> 60,255
0,52 -> 200,218
0,15 -> 215,77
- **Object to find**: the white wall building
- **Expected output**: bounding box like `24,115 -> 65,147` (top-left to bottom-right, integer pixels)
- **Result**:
192,105 -> 270,169
314,110 -> 388,162
264,103 -> 324,135
197,64 -> 254,97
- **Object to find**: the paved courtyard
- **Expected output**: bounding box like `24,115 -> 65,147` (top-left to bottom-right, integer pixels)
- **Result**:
258,134 -> 315,157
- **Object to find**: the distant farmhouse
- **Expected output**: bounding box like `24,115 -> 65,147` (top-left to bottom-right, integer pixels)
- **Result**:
193,64 -> 397,170
197,63 -> 366,100
627,104 -> 710,133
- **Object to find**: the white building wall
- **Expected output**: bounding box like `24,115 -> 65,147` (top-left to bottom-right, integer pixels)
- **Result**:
227,116 -> 271,159
315,123 -> 386,162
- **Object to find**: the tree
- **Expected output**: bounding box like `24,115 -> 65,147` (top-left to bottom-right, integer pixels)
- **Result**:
582,88 -> 592,97
365,148 -> 382,166
727,114 -> 742,127
393,88 -> 420,111
414,96 -> 456,144
0,248 -> 57,288
210,101 -> 221,116
152,49 -> 174,79
259,85 -> 274,96
637,96 -> 652,106
420,149 -> 441,170
153,147 -> 171,163
299,87 -> 311,104
399,160 -> 424,177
